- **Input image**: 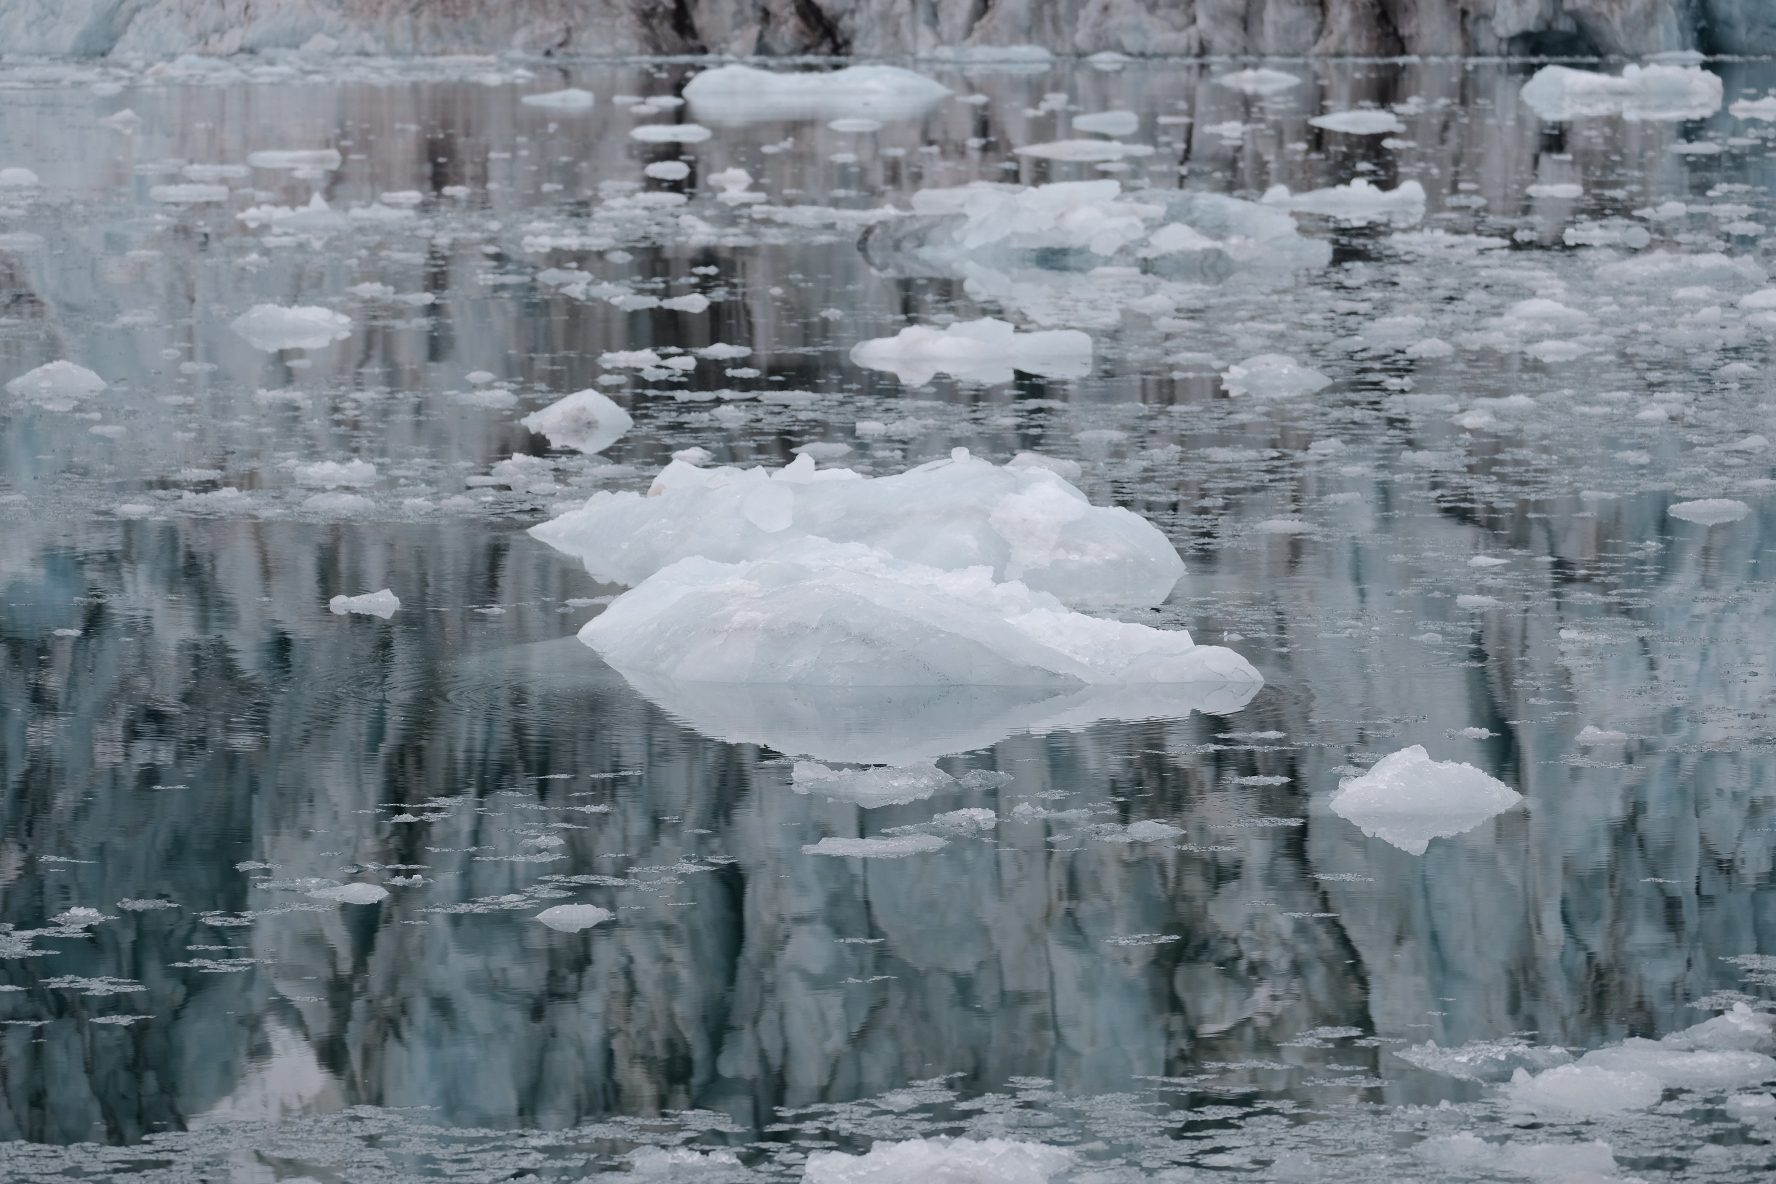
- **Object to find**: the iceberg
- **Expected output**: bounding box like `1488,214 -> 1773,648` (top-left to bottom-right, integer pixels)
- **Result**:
1519,64 -> 1722,123
683,64 -> 950,124
1328,745 -> 1522,855
577,539 -> 1258,689
6,360 -> 105,403
231,304 -> 352,351
849,318 -> 1092,385
531,449 -> 1185,606
806,1138 -> 1072,1184
1261,179 -> 1425,226
520,388 -> 633,454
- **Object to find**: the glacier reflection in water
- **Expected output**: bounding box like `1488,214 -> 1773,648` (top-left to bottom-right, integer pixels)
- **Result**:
0,51 -> 1772,1181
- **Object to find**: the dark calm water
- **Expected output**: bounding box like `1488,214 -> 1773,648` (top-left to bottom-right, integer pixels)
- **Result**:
0,50 -> 1774,1181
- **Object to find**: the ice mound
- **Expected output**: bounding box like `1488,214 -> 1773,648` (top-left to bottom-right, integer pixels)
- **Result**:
1505,1063 -> 1663,1116
6,360 -> 105,404
520,88 -> 595,110
1214,69 -> 1300,95
295,460 -> 377,487
1519,64 -> 1722,123
231,304 -> 352,351
1221,354 -> 1332,400
531,449 -> 1185,606
1309,109 -> 1405,135
1669,498 -> 1750,525
578,539 -> 1256,689
520,388 -> 634,454
1328,745 -> 1522,855
849,318 -> 1092,385
1393,1037 -> 1574,1082
329,590 -> 399,618
1262,179 -> 1425,226
307,883 -> 389,905
793,762 -> 954,808
683,64 -> 950,124
805,1138 -> 1073,1184
802,834 -> 948,857
535,904 -> 611,932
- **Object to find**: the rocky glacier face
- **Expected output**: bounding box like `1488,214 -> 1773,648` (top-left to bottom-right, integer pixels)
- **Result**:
2,0 -> 1774,59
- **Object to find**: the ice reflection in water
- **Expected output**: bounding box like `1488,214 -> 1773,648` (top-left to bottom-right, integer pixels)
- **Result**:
0,52 -> 1772,1180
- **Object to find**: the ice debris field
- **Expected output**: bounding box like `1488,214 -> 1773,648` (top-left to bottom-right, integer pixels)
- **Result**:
0,47 -> 1774,1183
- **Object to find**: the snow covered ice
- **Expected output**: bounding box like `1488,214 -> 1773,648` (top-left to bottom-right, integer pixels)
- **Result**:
230,304 -> 353,351
520,388 -> 634,454
1328,746 -> 1523,855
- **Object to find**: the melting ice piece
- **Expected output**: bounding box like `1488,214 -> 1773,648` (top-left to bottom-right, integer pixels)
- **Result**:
1261,179 -> 1425,226
6,360 -> 105,402
792,762 -> 955,808
1071,110 -> 1138,136
295,459 -> 378,487
1577,1039 -> 1776,1090
850,318 -> 1091,385
238,193 -> 347,233
1577,725 -> 1630,743
578,538 -> 1259,689
535,904 -> 612,932
329,590 -> 400,619
1222,354 -> 1332,400
803,835 -> 948,857
1309,109 -> 1406,135
1669,498 -> 1750,525
806,1138 -> 1073,1184
0,167 -> 40,187
1328,745 -> 1522,855
1519,64 -> 1723,122
1393,1038 -> 1574,1082
520,88 -> 595,110
683,64 -> 950,124
231,304 -> 352,351
629,123 -> 712,143
1732,97 -> 1776,120
1505,1063 -> 1662,1116
1415,1135 -> 1617,1179
307,883 -> 389,905
531,449 -> 1185,606
1214,69 -> 1300,95
148,183 -> 228,203
246,148 -> 343,171
520,388 -> 634,455
1013,139 -> 1156,161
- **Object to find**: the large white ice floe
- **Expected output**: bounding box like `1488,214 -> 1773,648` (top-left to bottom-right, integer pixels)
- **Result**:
530,448 -> 1185,606
807,1138 -> 1072,1184
230,304 -> 353,351
577,538 -> 1258,690
683,64 -> 950,124
1669,497 -> 1751,525
520,388 -> 633,454
1519,63 -> 1723,123
849,318 -> 1093,385
1261,179 -> 1425,226
1327,745 -> 1522,855
6,360 -> 105,404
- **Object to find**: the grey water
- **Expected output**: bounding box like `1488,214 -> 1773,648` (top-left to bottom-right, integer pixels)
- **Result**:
0,51 -> 1774,1181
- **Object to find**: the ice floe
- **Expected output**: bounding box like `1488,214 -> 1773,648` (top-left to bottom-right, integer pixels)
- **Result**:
231,304 -> 353,351
520,389 -> 634,454
1012,140 -> 1155,162
1519,64 -> 1723,123
1221,354 -> 1332,399
6,359 -> 105,404
1213,69 -> 1300,95
802,834 -> 948,858
1309,109 -> 1406,135
1070,110 -> 1138,136
1262,179 -> 1426,226
792,762 -> 956,808
1328,745 -> 1523,855
805,1138 -> 1072,1184
849,318 -> 1092,385
683,64 -> 950,124
535,904 -> 612,932
307,883 -> 389,905
519,87 -> 595,110
328,590 -> 400,619
1669,498 -> 1751,524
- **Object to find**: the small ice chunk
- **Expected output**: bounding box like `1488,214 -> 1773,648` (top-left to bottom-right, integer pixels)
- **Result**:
520,88 -> 595,110
303,492 -> 373,515
1404,337 -> 1454,359
644,160 -> 690,180
803,834 -> 949,857
683,64 -> 950,124
850,318 -> 1091,386
1071,110 -> 1139,137
231,304 -> 352,351
0,167 -> 40,187
1214,69 -> 1300,95
536,904 -> 613,932
1525,181 -> 1584,198
1006,452 -> 1082,481
1013,140 -> 1155,161
600,348 -> 663,369
246,148 -> 343,171
829,117 -> 884,133
661,293 -> 709,313
629,123 -> 712,143
792,762 -> 955,808
1669,498 -> 1750,525
1309,109 -> 1406,135
1255,518 -> 1310,534
1328,745 -> 1522,855
1505,1063 -> 1662,1116
521,389 -> 634,455
295,459 -> 378,487
1577,725 -> 1629,743
696,343 -> 751,360
1526,340 -> 1591,362
148,183 -> 228,203
1221,354 -> 1331,399
307,883 -> 389,905
1123,819 -> 1183,841
329,590 -> 400,619
1727,434 -> 1769,452
1394,1037 -> 1573,1082
1578,1040 -> 1776,1090
1732,97 -> 1776,120
1728,1092 -> 1776,1119
1415,1134 -> 1616,1178
806,1138 -> 1072,1184
1468,556 -> 1509,567
1262,179 -> 1425,226
7,360 -> 105,402
1519,64 -> 1722,122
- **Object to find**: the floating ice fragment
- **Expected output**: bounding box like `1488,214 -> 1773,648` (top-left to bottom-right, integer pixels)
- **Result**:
231,304 -> 352,351
1262,179 -> 1425,226
1578,1039 -> 1776,1090
1394,1037 -> 1573,1081
148,183 -> 228,203
1415,1134 -> 1616,1178
246,148 -> 342,171
684,64 -> 949,124
295,460 -> 377,488
1469,556 -> 1509,567
1309,109 -> 1406,135
660,293 -> 709,313
1328,745 -> 1522,855
237,192 -> 346,233
307,883 -> 389,905
1526,339 -> 1591,362
803,834 -> 949,857
535,904 -> 612,932
850,318 -> 1092,385
521,389 -> 633,455
0,167 -> 39,187
806,1138 -> 1073,1184
1404,337 -> 1454,358
629,123 -> 712,143
329,590 -> 400,619
7,360 -> 105,402
1727,434 -> 1769,452
1071,110 -> 1138,137
520,88 -> 595,110
1732,97 -> 1776,120
1519,64 -> 1722,122
1006,452 -> 1082,481
1254,518 -> 1310,534
302,492 -> 372,515
599,348 -> 663,369
1456,594 -> 1500,608
1221,354 -> 1331,399
792,762 -> 955,807
101,108 -> 140,133
1214,69 -> 1300,95
1525,181 -> 1584,198
1669,498 -> 1750,525
1013,140 -> 1155,161
1577,725 -> 1630,743
643,160 -> 689,180
696,342 -> 751,360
